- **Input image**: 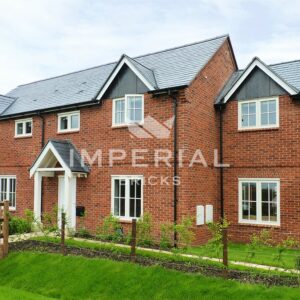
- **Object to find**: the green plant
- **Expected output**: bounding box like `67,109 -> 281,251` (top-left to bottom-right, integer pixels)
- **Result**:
77,211 -> 90,237
42,205 -> 59,232
137,213 -> 153,247
160,223 -> 174,249
9,216 -> 31,235
206,218 -> 229,257
273,237 -> 300,265
97,214 -> 123,242
295,256 -> 300,270
175,216 -> 195,249
247,229 -> 273,260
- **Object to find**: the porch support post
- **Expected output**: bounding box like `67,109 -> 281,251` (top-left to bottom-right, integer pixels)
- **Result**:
34,171 -> 42,223
64,173 -> 71,230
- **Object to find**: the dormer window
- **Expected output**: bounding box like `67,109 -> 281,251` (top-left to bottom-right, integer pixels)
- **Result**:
238,97 -> 279,130
15,118 -> 33,137
112,95 -> 144,126
58,111 -> 80,133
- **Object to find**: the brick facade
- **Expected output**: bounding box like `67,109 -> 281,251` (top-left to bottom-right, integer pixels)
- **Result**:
223,95 -> 300,243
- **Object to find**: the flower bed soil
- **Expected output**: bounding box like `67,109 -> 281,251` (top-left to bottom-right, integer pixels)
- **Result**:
9,240 -> 300,288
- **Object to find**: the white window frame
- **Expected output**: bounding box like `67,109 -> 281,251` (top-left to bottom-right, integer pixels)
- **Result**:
238,178 -> 280,226
57,111 -> 80,133
0,175 -> 17,210
112,94 -> 144,127
238,97 -> 279,130
15,118 -> 33,137
111,175 -> 144,221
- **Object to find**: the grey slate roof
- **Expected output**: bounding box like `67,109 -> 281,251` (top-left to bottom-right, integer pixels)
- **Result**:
216,59 -> 300,104
0,95 -> 16,114
31,139 -> 90,174
50,139 -> 90,173
2,35 -> 229,117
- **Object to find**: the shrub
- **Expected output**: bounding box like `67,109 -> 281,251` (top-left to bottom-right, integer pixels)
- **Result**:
137,213 -> 153,247
175,216 -> 195,249
97,214 -> 123,242
160,223 -> 174,249
273,237 -> 300,264
206,218 -> 229,257
247,229 -> 273,259
77,211 -> 90,238
9,216 -> 31,235
42,205 -> 59,232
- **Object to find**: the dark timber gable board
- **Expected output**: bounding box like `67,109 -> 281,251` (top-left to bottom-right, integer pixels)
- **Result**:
233,67 -> 286,101
105,65 -> 149,99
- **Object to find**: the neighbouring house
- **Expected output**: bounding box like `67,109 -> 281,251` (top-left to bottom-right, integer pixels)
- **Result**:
0,34 -> 299,244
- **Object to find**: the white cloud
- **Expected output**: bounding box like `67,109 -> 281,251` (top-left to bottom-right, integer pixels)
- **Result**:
0,0 -> 299,92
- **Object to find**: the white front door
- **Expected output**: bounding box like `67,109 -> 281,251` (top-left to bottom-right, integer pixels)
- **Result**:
58,175 -> 77,229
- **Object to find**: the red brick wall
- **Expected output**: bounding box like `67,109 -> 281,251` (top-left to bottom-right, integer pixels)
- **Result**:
223,95 -> 300,243
181,39 -> 236,243
0,38 -> 236,245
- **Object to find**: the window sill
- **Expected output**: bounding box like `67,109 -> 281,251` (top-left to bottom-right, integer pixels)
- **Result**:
9,208 -> 16,212
116,218 -> 140,223
238,221 -> 280,228
57,130 -> 80,135
14,135 -> 32,139
238,127 -> 279,133
112,122 -> 144,129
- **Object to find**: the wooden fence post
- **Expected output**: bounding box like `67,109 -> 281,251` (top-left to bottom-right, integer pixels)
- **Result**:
0,200 -> 9,259
61,212 -> 66,256
3,201 -> 9,257
222,227 -> 228,268
130,219 -> 137,262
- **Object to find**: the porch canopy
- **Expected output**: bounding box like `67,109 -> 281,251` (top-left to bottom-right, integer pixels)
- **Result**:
30,139 -> 89,228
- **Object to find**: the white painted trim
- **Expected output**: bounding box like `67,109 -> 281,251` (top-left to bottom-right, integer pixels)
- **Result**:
96,56 -> 155,100
30,142 -> 72,177
111,175 -> 144,220
15,118 -> 33,138
37,168 -> 64,172
57,111 -> 80,133
0,175 -> 17,210
238,96 -> 279,130
112,95 -> 144,127
224,58 -> 298,103
238,178 -> 280,226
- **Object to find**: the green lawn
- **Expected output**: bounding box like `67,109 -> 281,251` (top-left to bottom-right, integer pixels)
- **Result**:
187,243 -> 300,270
0,252 -> 299,299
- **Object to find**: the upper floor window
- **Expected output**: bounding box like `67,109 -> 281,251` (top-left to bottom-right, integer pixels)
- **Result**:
0,176 -> 16,210
58,111 -> 80,133
238,97 -> 279,130
112,95 -> 144,126
239,178 -> 280,226
15,118 -> 32,137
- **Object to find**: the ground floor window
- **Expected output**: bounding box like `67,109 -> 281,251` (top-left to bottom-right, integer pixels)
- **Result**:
111,175 -> 143,220
0,176 -> 16,209
238,178 -> 280,225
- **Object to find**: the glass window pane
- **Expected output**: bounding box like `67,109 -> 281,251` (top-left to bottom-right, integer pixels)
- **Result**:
0,178 -> 7,201
134,109 -> 142,122
242,115 -> 249,127
120,198 -> 125,216
242,183 -> 248,200
261,101 -> 269,113
135,97 -> 142,109
114,197 -> 119,215
242,103 -> 248,115
261,183 -> 268,202
270,202 -> 277,221
269,112 -> 276,125
249,114 -> 256,126
71,115 -> 79,129
136,199 -> 141,217
270,183 -> 277,202
249,183 -> 256,201
269,100 -> 276,112
25,122 -> 32,134
262,202 -> 269,221
261,113 -> 268,125
60,117 -> 68,130
242,201 -> 249,220
17,123 -> 23,135
130,198 -> 135,217
250,202 -> 257,220
128,109 -> 135,122
249,103 -> 256,114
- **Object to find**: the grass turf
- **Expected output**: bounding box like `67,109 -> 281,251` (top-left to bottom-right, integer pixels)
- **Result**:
187,242 -> 300,269
0,252 -> 299,299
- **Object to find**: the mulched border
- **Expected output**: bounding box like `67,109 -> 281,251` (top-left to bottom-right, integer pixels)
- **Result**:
9,240 -> 300,288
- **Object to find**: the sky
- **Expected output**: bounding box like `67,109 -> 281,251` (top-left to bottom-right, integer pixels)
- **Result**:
0,0 -> 299,93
